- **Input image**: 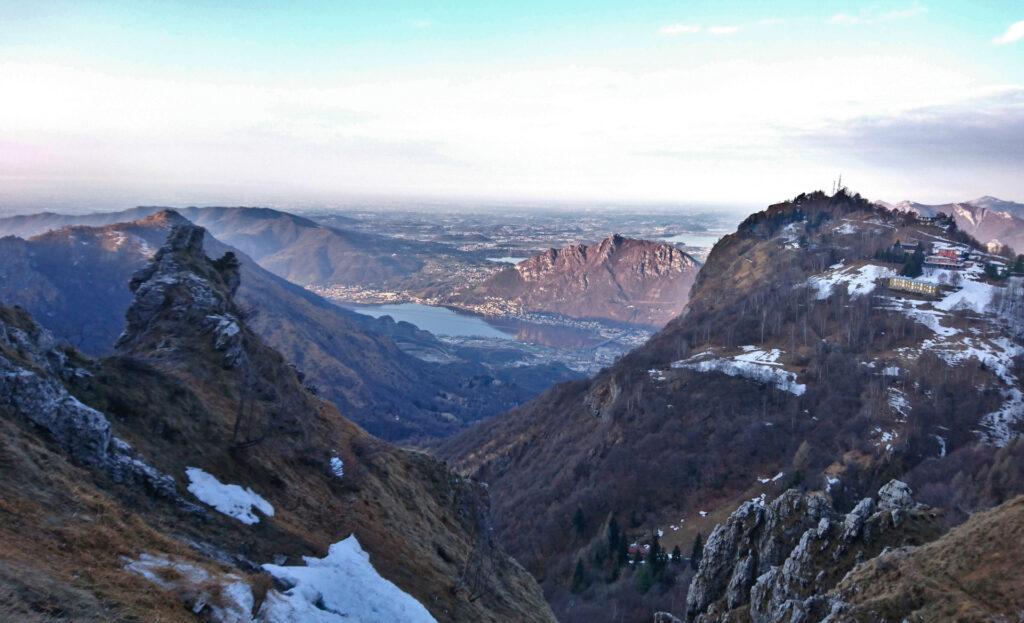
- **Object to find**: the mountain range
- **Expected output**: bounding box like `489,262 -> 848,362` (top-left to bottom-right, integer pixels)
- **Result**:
455,235 -> 701,327
0,210 -> 578,441
3,192 -> 1024,622
879,196 -> 1024,254
0,205 -> 476,293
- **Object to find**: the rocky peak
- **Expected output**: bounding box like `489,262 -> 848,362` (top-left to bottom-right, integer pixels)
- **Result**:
685,480 -> 943,623
116,223 -> 245,368
134,208 -> 188,229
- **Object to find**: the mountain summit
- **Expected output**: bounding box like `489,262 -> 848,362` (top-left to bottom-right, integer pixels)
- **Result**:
458,234 -> 701,326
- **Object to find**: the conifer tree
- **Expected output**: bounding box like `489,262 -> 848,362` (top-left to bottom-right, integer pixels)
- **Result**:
690,532 -> 704,570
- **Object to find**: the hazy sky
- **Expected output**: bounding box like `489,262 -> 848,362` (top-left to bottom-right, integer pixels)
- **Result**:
1,1 -> 1022,211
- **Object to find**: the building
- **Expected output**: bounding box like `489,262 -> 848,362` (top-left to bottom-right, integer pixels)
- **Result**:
936,248 -> 960,261
924,255 -> 963,269
887,276 -> 939,297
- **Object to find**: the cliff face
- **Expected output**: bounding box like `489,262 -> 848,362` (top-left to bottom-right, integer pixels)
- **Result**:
0,224 -> 554,622
460,234 -> 701,326
686,480 -> 943,622
681,482 -> 1023,623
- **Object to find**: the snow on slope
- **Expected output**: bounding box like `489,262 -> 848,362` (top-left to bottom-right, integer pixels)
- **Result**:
672,348 -> 806,395
185,467 -> 275,525
126,553 -> 255,623
128,535 -> 436,623
807,263 -> 895,300
261,535 -> 436,623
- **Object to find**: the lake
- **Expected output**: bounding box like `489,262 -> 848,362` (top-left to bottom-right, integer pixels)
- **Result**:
661,232 -> 726,248
344,302 -> 514,339
486,256 -> 529,264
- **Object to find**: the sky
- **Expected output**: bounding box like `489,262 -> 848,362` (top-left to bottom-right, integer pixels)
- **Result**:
0,1 -> 1022,212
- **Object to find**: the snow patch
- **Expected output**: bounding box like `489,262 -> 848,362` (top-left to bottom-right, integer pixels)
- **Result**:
672,348 -> 805,396
125,554 -> 254,622
807,263 -> 895,300
330,456 -> 344,479
185,467 -> 274,525
262,536 -> 436,623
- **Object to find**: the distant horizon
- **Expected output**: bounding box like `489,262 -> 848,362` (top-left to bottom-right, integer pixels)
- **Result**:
1,187 -> 1020,220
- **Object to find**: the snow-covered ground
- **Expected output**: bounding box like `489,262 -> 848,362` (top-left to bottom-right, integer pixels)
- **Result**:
126,553 -> 255,623
672,348 -> 806,395
128,535 -> 436,623
261,536 -> 436,623
185,467 -> 275,525
807,263 -> 895,300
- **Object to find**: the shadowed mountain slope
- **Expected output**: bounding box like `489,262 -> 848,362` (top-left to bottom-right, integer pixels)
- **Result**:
0,223 -> 554,622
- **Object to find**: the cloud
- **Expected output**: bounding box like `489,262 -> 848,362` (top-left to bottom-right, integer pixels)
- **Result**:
797,89 -> 1024,168
659,23 -> 700,35
708,25 -> 740,35
409,19 -> 433,29
994,20 -> 1024,45
829,4 -> 927,25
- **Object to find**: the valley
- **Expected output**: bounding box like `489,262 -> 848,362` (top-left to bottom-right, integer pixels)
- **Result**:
2,190 -> 1024,623
5,6 -> 1023,622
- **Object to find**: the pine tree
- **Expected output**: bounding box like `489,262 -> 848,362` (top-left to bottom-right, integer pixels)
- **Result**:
671,545 -> 682,564
571,559 -> 587,593
572,507 -> 586,536
690,532 -> 704,570
607,516 -> 621,550
901,244 -> 925,278
634,563 -> 653,593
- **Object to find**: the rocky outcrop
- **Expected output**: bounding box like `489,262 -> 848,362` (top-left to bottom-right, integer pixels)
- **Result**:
685,491 -> 832,620
0,306 -> 184,501
685,481 -> 944,623
116,222 -> 245,368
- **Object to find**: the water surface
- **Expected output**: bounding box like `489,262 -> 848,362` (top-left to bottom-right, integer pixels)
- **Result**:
345,302 -> 513,339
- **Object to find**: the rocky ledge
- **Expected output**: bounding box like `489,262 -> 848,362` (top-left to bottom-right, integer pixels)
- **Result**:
0,306 -> 188,502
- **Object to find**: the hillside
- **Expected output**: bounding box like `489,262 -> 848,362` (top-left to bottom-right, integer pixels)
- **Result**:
439,190 -> 1024,621
456,235 -> 701,326
0,211 -> 577,441
0,222 -> 554,622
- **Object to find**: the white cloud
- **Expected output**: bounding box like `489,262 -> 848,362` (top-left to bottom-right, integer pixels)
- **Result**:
994,20 -> 1024,45
659,23 -> 700,35
830,4 -> 927,26
708,25 -> 740,35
